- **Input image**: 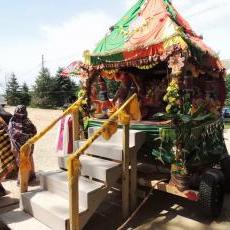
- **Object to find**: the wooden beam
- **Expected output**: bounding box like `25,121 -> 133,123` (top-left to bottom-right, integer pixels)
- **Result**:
122,124 -> 130,218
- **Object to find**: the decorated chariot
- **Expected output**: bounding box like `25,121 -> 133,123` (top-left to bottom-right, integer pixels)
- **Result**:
15,2 -> 230,230
60,0 -> 229,222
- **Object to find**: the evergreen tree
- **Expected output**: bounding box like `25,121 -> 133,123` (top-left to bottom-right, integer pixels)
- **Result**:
19,83 -> 31,106
52,68 -> 79,107
31,68 -> 55,108
5,73 -> 21,106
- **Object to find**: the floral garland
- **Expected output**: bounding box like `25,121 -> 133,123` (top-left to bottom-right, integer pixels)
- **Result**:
168,53 -> 185,76
163,79 -> 180,114
93,44 -> 183,69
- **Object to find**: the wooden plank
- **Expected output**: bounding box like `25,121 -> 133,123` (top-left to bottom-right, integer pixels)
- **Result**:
138,177 -> 199,201
122,124 -> 130,218
130,150 -> 137,211
156,182 -> 199,201
72,110 -> 80,141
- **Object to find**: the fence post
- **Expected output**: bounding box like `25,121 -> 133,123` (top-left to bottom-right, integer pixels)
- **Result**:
122,124 -> 130,218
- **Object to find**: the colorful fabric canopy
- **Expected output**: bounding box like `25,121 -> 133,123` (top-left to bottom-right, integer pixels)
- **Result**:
90,0 -> 223,71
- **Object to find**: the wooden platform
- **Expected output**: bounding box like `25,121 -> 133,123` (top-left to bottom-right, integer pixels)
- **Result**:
137,163 -> 199,202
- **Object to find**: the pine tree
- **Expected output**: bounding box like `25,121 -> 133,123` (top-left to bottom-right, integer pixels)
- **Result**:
52,68 -> 79,107
31,68 -> 55,108
19,83 -> 31,106
5,73 -> 21,106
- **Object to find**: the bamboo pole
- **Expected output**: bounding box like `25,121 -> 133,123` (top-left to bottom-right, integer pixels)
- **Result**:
68,93 -> 137,230
122,124 -> 130,218
20,97 -> 84,193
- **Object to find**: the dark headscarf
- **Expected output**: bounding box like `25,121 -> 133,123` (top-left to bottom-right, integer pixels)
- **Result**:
9,105 -> 37,152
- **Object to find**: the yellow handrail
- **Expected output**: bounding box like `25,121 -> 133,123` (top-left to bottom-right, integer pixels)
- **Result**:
69,94 -> 137,160
19,96 -> 84,193
68,93 -> 139,230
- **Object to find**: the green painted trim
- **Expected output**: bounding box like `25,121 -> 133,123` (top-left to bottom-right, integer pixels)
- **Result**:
93,0 -> 145,55
91,52 -> 124,65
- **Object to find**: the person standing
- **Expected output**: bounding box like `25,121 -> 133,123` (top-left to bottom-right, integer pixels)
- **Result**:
0,116 -> 16,196
8,105 -> 37,183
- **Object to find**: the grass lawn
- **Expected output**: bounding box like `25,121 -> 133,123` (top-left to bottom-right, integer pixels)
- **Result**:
225,123 -> 230,129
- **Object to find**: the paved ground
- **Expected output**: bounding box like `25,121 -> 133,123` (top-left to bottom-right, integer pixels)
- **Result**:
1,106 -> 230,229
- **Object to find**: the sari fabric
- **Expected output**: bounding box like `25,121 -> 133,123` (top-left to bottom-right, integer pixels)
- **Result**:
8,105 -> 37,164
0,117 -> 16,180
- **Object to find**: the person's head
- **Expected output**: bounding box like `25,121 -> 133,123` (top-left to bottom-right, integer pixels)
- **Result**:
14,105 -> 28,119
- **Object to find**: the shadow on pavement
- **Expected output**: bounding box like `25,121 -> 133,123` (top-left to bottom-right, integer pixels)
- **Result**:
86,189 -> 230,230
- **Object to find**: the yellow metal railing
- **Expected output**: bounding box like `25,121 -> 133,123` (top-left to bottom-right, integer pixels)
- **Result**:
19,97 -> 84,193
67,93 -> 140,230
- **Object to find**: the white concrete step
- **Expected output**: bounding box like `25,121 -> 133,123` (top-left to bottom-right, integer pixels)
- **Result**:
73,128 -> 145,161
88,127 -> 146,151
58,155 -> 121,185
75,141 -> 125,161
40,171 -> 106,209
21,190 -> 87,230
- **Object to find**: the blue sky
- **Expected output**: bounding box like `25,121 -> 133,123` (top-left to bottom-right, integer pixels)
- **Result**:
0,0 -> 230,92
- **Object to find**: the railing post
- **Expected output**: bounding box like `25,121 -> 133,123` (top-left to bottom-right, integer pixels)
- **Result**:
69,158 -> 80,230
72,110 -> 80,142
122,124 -> 130,218
70,109 -> 80,230
20,168 -> 30,193
130,149 -> 137,211
20,144 -> 32,193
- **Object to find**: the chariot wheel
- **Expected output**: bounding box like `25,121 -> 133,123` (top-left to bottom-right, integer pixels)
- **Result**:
199,169 -> 224,218
220,155 -> 230,193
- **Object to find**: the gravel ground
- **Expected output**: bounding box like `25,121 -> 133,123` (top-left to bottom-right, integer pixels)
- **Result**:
1,107 -> 230,229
